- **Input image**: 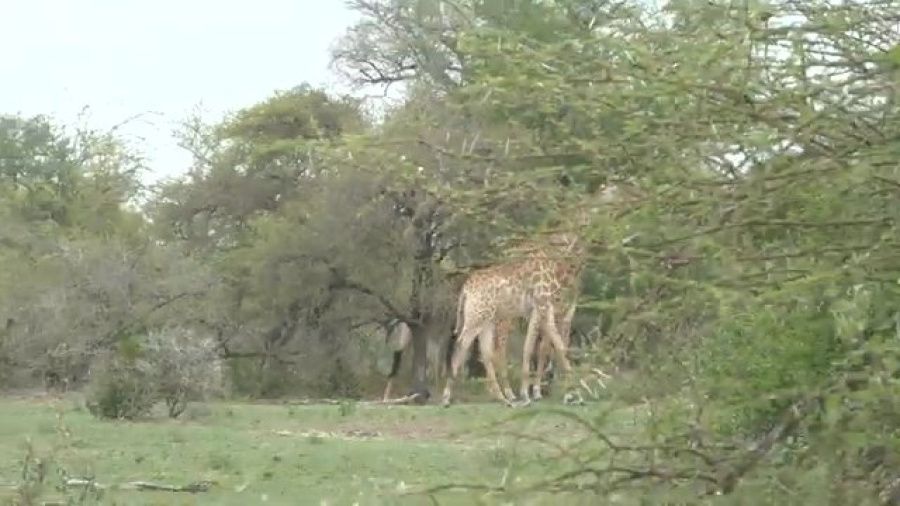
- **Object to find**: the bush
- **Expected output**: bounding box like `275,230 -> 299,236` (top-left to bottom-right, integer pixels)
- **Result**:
696,297 -> 844,437
225,356 -> 299,399
142,327 -> 226,417
317,357 -> 363,399
85,351 -> 158,420
85,327 -> 226,420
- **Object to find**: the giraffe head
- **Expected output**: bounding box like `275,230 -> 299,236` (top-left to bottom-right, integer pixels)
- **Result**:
546,231 -> 582,256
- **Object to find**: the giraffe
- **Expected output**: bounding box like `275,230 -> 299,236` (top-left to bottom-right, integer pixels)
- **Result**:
516,230 -> 587,402
441,228 -> 586,407
437,225 -> 586,405
442,182 -> 628,407
481,263 -> 581,402
440,232 -> 581,404
531,290 -> 579,399
385,240 -> 582,405
440,310 -> 521,402
383,235 -> 582,404
441,295 -> 576,403
523,180 -> 642,398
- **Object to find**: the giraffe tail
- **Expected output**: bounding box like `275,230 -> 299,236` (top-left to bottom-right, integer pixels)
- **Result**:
453,289 -> 466,337
444,289 -> 467,376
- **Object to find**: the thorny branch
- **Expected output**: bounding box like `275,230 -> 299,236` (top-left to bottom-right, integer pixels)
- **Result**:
412,393 -> 822,499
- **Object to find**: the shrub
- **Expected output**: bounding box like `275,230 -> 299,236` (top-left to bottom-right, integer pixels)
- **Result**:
85,327 -> 226,420
225,356 -> 299,399
696,298 -> 843,436
84,351 -> 158,420
317,357 -> 363,399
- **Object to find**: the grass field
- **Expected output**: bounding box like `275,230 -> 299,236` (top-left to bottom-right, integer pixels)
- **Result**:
0,392 -> 640,505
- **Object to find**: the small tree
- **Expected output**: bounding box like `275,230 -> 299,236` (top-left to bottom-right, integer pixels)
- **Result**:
143,327 -> 226,418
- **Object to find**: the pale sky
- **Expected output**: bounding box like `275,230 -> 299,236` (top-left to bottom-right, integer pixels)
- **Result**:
1,0 -> 362,185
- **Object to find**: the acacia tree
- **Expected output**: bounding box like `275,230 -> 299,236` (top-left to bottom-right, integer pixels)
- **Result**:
334,0 -> 900,501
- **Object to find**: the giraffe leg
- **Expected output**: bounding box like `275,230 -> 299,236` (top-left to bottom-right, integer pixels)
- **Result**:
533,338 -> 551,400
493,317 -> 516,401
535,310 -> 565,398
518,308 -> 542,403
539,308 -> 576,403
540,296 -> 577,399
476,325 -> 512,406
549,300 -> 576,397
442,320 -> 486,407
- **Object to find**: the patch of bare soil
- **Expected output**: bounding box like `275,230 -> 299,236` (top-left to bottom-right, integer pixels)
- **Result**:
337,417 -> 461,441
294,415 -> 462,442
295,409 -> 596,444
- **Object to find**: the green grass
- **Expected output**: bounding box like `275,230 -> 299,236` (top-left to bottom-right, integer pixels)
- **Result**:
0,393 -> 638,505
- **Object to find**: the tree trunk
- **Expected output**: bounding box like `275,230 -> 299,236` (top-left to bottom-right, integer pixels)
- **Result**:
406,314 -> 449,405
408,322 -> 431,405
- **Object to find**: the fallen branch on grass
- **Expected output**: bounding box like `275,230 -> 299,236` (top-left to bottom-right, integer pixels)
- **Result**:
361,393 -> 421,406
281,392 -> 420,406
271,428 -> 383,440
62,478 -> 215,493
282,398 -> 343,405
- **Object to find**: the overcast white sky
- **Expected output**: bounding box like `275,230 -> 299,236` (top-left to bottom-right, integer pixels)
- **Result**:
1,0 -> 362,185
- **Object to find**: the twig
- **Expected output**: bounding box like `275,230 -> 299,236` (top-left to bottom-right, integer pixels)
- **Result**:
411,482 -> 505,496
